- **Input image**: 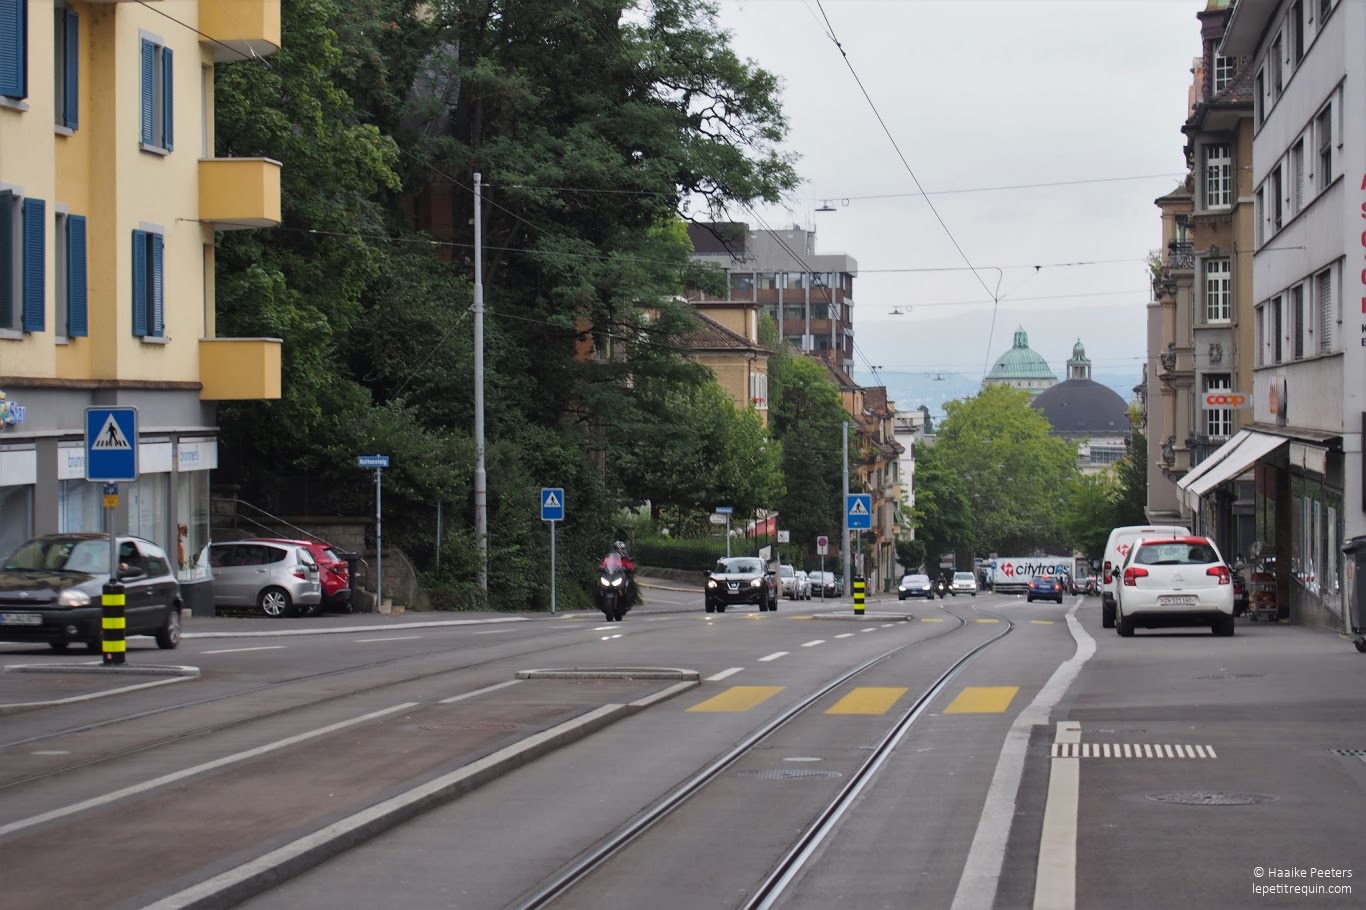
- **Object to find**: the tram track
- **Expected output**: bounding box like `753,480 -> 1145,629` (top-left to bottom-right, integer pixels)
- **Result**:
512,601 -> 1016,909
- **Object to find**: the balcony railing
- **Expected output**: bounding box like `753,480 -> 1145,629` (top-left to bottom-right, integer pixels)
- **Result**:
1166,241 -> 1194,270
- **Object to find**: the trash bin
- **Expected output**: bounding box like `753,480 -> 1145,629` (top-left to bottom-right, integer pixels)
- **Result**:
1341,537 -> 1366,652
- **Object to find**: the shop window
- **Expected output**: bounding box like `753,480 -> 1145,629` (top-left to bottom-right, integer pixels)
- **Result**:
175,468 -> 211,582
0,485 -> 34,558
57,479 -> 103,532
125,473 -> 169,551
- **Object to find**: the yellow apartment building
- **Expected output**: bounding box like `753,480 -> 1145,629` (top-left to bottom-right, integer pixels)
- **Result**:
0,0 -> 282,612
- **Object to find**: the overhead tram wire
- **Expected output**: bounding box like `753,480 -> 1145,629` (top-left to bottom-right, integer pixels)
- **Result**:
811,0 -> 1005,381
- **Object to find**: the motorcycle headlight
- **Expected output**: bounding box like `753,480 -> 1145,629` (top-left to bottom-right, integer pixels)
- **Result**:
59,589 -> 92,608
611,578 -> 623,587
749,578 -> 762,588
599,577 -> 612,588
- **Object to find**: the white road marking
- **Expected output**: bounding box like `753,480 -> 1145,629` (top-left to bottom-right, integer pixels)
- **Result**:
758,651 -> 788,662
474,629 -> 513,635
0,702 -> 418,838
1034,721 -> 1081,910
201,646 -> 287,655
601,634 -> 623,641
834,633 -> 855,639
707,668 -> 743,681
860,628 -> 876,633
801,640 -> 825,648
353,636 -> 423,643
784,757 -> 822,762
0,675 -> 191,710
438,680 -> 523,705
32,750 -> 70,756
592,625 -> 616,631
951,601 -> 1095,910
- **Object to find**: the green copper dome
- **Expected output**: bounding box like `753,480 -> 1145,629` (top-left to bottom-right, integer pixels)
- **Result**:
985,328 -> 1057,382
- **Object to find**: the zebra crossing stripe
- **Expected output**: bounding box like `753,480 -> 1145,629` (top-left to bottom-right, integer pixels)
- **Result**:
1049,742 -> 1218,759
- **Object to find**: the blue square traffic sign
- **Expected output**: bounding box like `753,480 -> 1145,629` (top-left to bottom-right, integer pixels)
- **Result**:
541,487 -> 565,522
85,408 -> 139,482
846,493 -> 873,530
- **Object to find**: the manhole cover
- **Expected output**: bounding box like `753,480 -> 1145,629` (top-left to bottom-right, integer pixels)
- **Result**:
418,722 -> 520,734
1146,791 -> 1277,806
735,769 -> 844,781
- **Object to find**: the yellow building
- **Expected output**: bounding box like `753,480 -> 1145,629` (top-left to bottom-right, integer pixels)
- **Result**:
687,302 -> 770,427
0,0 -> 282,611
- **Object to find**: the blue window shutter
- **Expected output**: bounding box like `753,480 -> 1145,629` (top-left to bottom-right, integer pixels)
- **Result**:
161,46 -> 173,151
139,39 -> 154,145
21,197 -> 44,333
132,230 -> 148,336
67,215 -> 87,337
150,234 -> 164,336
0,0 -> 25,99
63,10 -> 78,129
0,191 -> 12,327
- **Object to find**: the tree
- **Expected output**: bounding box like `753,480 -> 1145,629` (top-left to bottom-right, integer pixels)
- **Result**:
1113,417 -> 1148,526
911,443 -> 974,567
1063,472 -> 1120,565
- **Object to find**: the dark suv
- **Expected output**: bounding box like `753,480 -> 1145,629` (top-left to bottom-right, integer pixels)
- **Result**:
705,556 -> 778,613
0,534 -> 183,653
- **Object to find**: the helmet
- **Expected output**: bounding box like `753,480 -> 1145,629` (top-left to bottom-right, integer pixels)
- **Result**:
613,540 -> 628,555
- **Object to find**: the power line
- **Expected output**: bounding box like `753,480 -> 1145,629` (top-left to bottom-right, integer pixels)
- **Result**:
816,173 -> 1186,202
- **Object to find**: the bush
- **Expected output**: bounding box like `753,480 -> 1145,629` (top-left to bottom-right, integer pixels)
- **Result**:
634,536 -> 735,571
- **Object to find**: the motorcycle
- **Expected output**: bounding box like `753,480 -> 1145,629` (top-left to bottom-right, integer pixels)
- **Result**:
597,553 -> 633,622
933,578 -> 948,599
1084,577 -> 1099,597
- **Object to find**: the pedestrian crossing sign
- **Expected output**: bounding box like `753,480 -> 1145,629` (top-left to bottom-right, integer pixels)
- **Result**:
541,487 -> 565,521
847,493 -> 872,530
85,408 -> 139,482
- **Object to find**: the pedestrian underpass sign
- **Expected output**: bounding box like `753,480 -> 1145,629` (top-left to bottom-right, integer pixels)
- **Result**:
85,408 -> 138,482
541,487 -> 564,522
847,493 -> 872,530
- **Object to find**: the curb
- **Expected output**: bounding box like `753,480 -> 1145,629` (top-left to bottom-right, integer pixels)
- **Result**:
182,616 -> 530,639
4,662 -> 200,677
139,674 -> 700,910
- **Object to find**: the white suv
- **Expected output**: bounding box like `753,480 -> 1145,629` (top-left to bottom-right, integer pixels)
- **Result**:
778,564 -> 799,599
1114,535 -> 1235,637
948,571 -> 978,596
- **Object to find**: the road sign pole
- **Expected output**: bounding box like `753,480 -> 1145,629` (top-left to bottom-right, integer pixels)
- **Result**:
842,421 -> 849,597
820,554 -> 825,601
726,514 -> 731,558
550,521 -> 557,615
103,482 -> 124,666
375,467 -> 384,612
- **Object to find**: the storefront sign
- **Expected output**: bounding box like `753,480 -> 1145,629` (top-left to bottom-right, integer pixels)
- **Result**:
59,447 -> 85,480
176,439 -> 218,472
0,392 -> 25,430
1203,392 -> 1250,409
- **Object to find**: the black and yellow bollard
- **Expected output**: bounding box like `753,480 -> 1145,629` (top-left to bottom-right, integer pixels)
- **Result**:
102,582 -> 126,666
853,577 -> 865,615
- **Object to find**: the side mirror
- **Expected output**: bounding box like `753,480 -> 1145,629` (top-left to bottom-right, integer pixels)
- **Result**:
119,566 -> 145,581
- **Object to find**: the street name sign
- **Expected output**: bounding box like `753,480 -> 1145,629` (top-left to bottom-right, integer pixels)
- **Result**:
357,455 -> 390,468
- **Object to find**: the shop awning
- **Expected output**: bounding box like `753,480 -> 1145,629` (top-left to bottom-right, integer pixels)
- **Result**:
1176,430 -> 1251,495
1178,430 -> 1288,509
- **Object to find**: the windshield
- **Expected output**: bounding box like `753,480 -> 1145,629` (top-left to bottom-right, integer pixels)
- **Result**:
3,538 -> 108,574
603,552 -> 624,572
902,575 -> 929,585
716,559 -> 762,575
954,572 -> 974,581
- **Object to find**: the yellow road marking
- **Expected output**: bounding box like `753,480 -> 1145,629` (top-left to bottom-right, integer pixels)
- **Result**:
921,617 -> 944,622
686,686 -> 785,712
975,618 -> 999,624
826,687 -> 909,715
944,686 -> 1020,714
1031,619 -> 1055,624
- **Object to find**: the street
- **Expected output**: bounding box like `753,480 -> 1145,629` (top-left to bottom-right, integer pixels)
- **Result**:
0,582 -> 1362,909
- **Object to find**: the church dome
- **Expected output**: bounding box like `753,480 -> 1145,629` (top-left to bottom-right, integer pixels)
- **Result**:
985,327 -> 1057,382
1031,378 -> 1129,436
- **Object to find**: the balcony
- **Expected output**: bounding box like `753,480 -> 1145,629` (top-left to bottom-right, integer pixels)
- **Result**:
199,158 -> 282,229
1166,241 -> 1194,271
200,338 -> 282,400
198,0 -> 281,61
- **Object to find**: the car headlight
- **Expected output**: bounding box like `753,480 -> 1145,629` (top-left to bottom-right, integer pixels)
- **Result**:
706,580 -> 718,589
750,578 -> 763,588
59,589 -> 92,608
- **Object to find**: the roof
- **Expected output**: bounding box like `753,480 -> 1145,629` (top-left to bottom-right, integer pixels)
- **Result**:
985,328 -> 1057,382
1030,379 -> 1129,436
685,314 -> 765,352
862,386 -> 891,417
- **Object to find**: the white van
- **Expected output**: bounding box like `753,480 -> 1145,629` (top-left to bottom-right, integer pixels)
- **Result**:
1100,524 -> 1190,628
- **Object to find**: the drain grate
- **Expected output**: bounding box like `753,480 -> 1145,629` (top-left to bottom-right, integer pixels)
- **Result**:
1146,791 -> 1276,806
735,769 -> 844,781
418,721 -> 520,734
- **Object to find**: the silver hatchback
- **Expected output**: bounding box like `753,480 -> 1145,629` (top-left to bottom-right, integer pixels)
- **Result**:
209,541 -> 322,618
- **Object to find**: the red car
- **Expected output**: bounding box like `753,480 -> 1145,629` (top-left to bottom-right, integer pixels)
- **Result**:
239,538 -> 351,613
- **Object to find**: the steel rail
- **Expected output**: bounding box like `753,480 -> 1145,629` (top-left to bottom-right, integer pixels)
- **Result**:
512,603 -> 1013,910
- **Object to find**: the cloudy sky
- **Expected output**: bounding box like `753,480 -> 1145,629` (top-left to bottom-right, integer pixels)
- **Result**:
708,0 -> 1204,395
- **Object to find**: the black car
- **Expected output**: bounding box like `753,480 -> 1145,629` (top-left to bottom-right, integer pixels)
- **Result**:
898,574 -> 936,600
0,534 -> 183,653
705,556 -> 778,613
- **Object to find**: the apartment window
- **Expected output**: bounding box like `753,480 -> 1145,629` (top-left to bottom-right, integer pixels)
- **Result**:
1315,106 -> 1332,191
1255,188 -> 1265,245
781,272 -> 804,290
1205,259 -> 1231,322
1316,268 -> 1333,353
1272,295 -> 1283,364
1255,304 -> 1266,366
1204,375 -> 1233,440
53,5 -> 77,129
1204,144 -> 1232,209
756,271 -> 778,290
750,372 -> 768,410
0,191 -> 45,333
1213,55 -> 1235,93
0,0 -> 26,99
1290,1 -> 1304,64
132,229 -> 165,338
139,37 -> 174,152
1319,0 -> 1332,24
1271,165 -> 1284,231
1291,284 -> 1305,360
1255,70 -> 1266,125
54,212 -> 87,339
1270,34 -> 1283,101
1291,140 -> 1305,213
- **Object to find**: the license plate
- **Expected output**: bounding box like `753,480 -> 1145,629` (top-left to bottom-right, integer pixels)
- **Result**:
0,612 -> 42,626
1158,595 -> 1197,606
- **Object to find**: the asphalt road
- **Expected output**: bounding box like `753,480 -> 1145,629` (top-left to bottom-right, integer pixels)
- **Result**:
1,581 -> 1363,909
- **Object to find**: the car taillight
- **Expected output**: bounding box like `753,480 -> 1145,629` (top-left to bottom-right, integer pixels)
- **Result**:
1122,567 -> 1148,586
1207,565 -> 1231,585
292,567 -> 307,580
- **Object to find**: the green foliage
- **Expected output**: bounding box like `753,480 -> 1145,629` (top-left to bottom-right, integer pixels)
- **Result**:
1113,419 -> 1149,526
1063,473 -> 1120,563
896,538 -> 927,574
633,535 -> 731,571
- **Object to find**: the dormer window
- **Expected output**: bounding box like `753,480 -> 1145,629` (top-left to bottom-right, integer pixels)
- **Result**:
1213,55 -> 1234,93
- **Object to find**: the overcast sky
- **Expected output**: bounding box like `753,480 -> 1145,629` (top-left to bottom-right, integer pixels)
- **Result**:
709,0 -> 1204,390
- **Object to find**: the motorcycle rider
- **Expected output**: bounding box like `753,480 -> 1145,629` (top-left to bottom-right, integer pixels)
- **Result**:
600,541 -> 638,606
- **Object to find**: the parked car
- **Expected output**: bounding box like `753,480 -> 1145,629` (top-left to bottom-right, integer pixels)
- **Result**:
704,556 -> 778,613
898,573 -> 935,600
808,571 -> 838,598
239,538 -> 351,612
794,570 -> 813,600
0,533 -> 183,653
948,571 -> 978,596
778,564 -> 801,600
208,541 -> 323,618
1114,535 -> 1235,637
1101,524 -> 1190,628
1027,575 -> 1065,603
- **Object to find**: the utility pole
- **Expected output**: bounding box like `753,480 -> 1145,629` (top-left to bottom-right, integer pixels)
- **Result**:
474,173 -> 488,591
842,420 -> 850,597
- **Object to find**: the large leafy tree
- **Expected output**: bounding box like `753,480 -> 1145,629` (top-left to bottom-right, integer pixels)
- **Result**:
1113,419 -> 1149,526
918,386 -> 1080,556
1063,472 -> 1120,565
